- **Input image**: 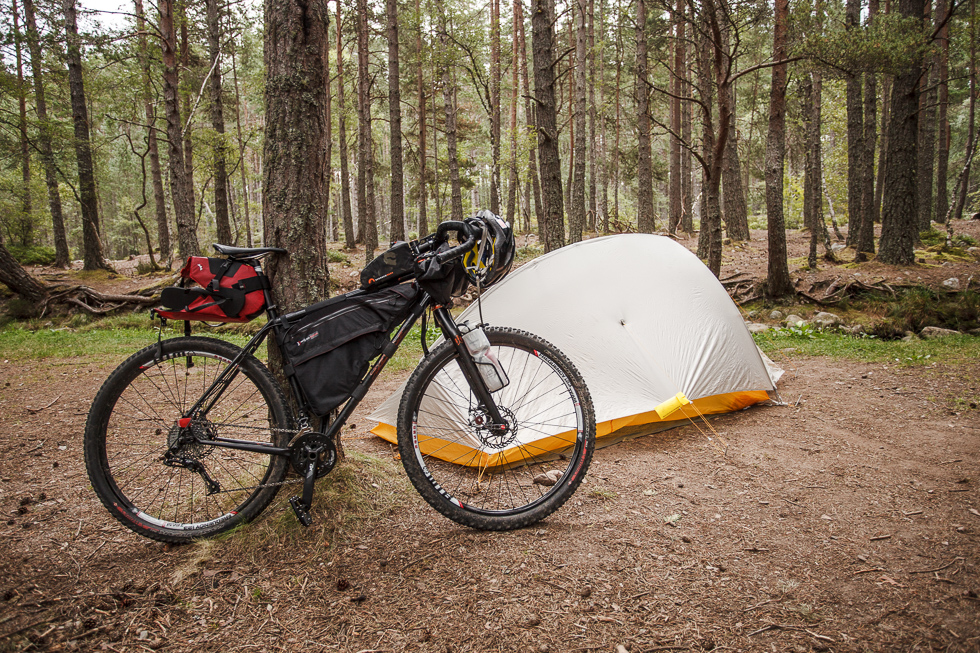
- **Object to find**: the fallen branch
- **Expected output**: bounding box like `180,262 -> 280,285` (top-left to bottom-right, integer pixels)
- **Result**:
908,557 -> 964,574
27,394 -> 62,415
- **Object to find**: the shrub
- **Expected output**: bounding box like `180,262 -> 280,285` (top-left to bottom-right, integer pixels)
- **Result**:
8,245 -> 56,266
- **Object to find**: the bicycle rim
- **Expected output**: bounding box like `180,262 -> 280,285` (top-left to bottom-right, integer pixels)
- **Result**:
90,342 -> 288,537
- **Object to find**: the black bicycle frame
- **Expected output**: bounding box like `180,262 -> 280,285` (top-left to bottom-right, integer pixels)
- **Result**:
177,272 -> 506,457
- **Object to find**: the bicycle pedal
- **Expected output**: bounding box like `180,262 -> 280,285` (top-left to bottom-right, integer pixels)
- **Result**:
288,495 -> 313,527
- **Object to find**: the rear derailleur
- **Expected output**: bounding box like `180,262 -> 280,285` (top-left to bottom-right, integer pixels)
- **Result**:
287,431 -> 337,527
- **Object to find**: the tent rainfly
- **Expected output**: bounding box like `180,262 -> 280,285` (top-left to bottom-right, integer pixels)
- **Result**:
369,234 -> 782,461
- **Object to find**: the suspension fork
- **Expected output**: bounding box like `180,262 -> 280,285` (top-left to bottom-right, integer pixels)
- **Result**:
430,307 -> 508,430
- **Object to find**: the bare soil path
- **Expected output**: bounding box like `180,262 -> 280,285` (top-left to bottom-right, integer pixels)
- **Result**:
1,349 -> 978,652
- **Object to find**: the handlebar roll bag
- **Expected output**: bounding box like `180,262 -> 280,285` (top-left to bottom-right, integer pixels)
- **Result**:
281,283 -> 419,416
416,243 -> 469,304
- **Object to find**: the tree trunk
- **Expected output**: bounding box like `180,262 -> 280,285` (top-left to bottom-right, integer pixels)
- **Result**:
416,0 -> 428,237
680,18 -> 694,235
207,0 -> 232,245
437,0 -> 464,222
0,242 -> 47,304
532,0 -> 565,251
24,0 -> 69,267
596,0 -> 608,233
337,0 -> 355,248
13,0 -> 33,249
505,0 -> 520,225
916,0 -> 937,231
64,0 -> 109,270
263,0 -> 331,309
387,0 -> 405,241
587,0 -> 597,232
845,0 -> 864,247
517,2 -> 543,234
230,42 -> 253,247
934,0 -> 950,226
490,0 -> 502,214
668,0 -> 683,234
570,0 -> 588,242
765,0 -> 793,297
879,0 -> 927,264
180,16 -> 197,224
856,0 -> 879,259
635,0 -> 655,233
159,0 -> 199,259
874,74 -> 891,224
721,23 -> 748,242
133,0 -> 169,263
951,0 -> 976,223
357,0 -> 379,260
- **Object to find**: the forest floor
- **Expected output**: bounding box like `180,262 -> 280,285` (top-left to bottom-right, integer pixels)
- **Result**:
1,222 -> 979,652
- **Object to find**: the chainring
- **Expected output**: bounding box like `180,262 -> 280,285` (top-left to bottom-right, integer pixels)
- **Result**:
288,432 -> 337,478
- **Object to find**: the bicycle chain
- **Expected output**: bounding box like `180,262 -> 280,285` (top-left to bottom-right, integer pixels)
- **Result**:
198,425 -> 315,496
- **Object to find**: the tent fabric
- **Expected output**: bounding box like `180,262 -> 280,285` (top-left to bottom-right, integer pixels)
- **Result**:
368,234 -> 781,459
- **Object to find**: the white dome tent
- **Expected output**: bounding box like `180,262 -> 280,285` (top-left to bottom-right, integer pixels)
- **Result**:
369,234 -> 782,459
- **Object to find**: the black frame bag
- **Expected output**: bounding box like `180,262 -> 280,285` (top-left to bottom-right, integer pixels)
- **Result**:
281,283 -> 418,416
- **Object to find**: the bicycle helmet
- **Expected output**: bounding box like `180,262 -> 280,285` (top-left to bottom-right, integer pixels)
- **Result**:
462,210 -> 515,288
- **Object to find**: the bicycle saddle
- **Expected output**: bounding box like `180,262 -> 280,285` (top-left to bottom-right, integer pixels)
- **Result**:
212,244 -> 288,260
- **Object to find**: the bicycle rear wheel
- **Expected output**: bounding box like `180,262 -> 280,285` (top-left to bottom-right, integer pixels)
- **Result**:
84,337 -> 292,543
397,327 -> 595,530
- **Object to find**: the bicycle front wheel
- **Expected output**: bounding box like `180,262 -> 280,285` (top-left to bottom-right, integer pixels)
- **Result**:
397,327 -> 595,530
84,337 -> 292,543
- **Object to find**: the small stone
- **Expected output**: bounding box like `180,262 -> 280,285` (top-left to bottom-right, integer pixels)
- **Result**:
902,331 -> 918,342
538,644 -> 550,653
746,323 -> 770,334
942,277 -> 961,290
769,310 -> 784,320
533,470 -> 562,486
579,586 -> 592,598
920,326 -> 960,339
785,314 -> 806,327
138,630 -> 150,641
747,310 -> 760,319
811,312 -> 842,328
681,535 -> 692,543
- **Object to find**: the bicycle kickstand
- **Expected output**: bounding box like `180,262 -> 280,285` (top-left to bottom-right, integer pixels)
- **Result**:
288,463 -> 318,527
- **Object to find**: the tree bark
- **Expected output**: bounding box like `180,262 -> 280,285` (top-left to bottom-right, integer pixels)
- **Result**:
230,42 -> 253,247
159,0 -> 200,259
387,0 -> 405,241
0,242 -> 47,304
490,0 -> 502,214
668,0 -> 683,234
263,0 -> 331,309
916,0 -> 937,231
951,0 -> 976,223
207,0 -> 232,245
844,0 -> 864,247
24,0 -> 70,266
532,0 -> 565,251
13,0 -> 33,249
337,0 -> 355,248
416,0 -> 428,237
765,0 -> 793,297
934,0 -> 950,225
856,0 -> 880,259
635,0 -> 655,233
357,0 -> 378,259
505,0 -> 520,225
587,0 -> 597,232
879,0 -> 927,264
517,2 -> 543,234
64,0 -> 109,270
721,24 -> 749,242
133,0 -> 169,263
437,0 -> 464,222
570,0 -> 588,242
180,15 -> 197,225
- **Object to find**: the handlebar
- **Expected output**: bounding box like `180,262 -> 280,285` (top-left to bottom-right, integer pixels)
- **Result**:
432,220 -> 476,264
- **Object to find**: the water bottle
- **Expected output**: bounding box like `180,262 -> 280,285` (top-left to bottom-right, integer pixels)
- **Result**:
459,324 -> 510,392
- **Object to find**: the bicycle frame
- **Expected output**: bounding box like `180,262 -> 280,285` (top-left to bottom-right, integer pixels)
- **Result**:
172,263 -> 506,464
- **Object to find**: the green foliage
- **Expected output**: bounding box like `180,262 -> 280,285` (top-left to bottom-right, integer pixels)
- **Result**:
877,288 -> 980,335
919,229 -> 978,248
755,327 -> 980,365
327,250 -> 350,265
8,245 -> 57,266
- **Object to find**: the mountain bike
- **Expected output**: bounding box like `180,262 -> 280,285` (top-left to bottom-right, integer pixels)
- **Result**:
83,214 -> 596,543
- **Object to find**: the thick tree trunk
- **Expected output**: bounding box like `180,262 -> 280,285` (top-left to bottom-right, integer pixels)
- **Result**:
532,0 -> 565,251
587,0 -> 597,232
387,0 -> 405,241
207,0 -> 232,245
517,3 -> 543,234
263,0 -> 331,309
180,17 -> 197,223
159,0 -> 199,259
879,0 -> 927,265
856,0 -> 879,259
0,242 -> 47,304
597,0 -> 608,233
680,24 -> 694,234
337,0 -> 355,248
505,0 -> 520,225
490,0 -> 502,214
635,0 -> 655,233
64,0 -> 109,270
668,0 -> 683,234
230,43 -> 253,247
436,0 -> 464,222
765,0 -> 793,297
570,0 -> 588,242
721,24 -> 749,243
24,0 -> 69,267
951,0 -> 976,223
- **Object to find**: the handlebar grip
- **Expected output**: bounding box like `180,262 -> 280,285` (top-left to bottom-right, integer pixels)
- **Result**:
434,220 -> 476,264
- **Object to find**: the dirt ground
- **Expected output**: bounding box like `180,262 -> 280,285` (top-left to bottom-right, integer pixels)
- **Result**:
1,223 -> 979,652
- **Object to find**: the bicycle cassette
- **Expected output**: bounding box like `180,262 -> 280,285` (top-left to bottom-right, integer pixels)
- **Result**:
288,432 -> 337,478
